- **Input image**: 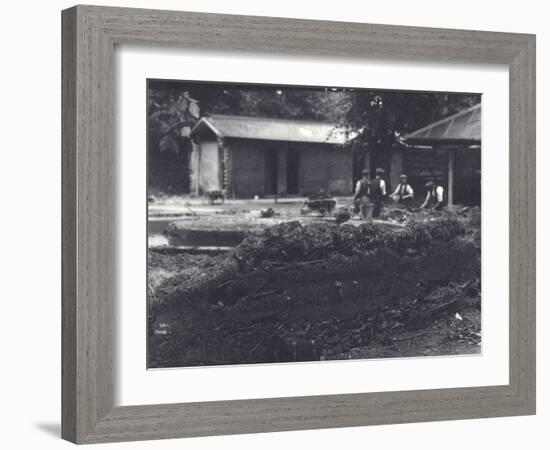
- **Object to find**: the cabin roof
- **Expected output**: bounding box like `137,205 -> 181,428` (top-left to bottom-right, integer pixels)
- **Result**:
400,103 -> 481,147
190,114 -> 358,145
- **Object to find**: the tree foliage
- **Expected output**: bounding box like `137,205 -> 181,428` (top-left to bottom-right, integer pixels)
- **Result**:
147,80 -> 480,157
345,91 -> 479,152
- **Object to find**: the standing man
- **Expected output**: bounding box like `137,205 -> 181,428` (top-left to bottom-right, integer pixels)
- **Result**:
390,174 -> 414,207
370,168 -> 387,218
421,180 -> 445,210
354,169 -> 370,220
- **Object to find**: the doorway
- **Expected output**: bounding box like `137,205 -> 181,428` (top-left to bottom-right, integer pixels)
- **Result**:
286,150 -> 300,195
265,150 -> 279,195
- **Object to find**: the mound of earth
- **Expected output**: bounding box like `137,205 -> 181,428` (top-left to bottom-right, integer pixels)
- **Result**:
148,215 -> 481,368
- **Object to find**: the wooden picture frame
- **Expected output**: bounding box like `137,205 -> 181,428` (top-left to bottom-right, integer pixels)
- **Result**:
62,5 -> 536,444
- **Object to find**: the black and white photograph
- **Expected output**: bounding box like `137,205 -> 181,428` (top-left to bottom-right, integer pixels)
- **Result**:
1,0 -> 544,447
147,80 -> 482,369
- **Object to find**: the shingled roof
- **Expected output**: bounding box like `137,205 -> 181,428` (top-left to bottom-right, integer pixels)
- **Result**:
400,103 -> 481,147
190,114 -> 358,145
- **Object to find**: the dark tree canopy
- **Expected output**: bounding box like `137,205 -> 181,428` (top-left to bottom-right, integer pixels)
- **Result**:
148,79 -> 479,158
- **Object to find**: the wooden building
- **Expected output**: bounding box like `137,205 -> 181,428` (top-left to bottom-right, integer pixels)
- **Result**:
189,115 -> 358,198
399,104 -> 481,206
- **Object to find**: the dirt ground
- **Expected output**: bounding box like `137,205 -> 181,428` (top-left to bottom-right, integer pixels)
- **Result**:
147,198 -> 481,368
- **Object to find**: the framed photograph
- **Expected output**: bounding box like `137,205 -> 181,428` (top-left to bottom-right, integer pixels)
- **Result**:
62,5 -> 536,444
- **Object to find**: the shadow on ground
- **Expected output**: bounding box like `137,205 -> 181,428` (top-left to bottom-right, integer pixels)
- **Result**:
35,422 -> 60,438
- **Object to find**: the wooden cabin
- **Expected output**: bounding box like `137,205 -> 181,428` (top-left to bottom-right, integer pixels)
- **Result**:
189,115 -> 357,198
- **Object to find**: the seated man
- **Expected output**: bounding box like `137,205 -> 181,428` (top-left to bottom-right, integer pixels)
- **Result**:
421,181 -> 445,210
390,174 -> 414,207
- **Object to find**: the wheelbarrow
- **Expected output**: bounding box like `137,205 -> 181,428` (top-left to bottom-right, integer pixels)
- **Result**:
301,198 -> 337,216
206,190 -> 226,204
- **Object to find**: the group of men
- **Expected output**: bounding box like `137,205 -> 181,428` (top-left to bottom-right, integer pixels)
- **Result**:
353,168 -> 445,219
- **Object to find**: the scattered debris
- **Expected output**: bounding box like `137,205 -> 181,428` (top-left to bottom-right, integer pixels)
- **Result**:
334,280 -> 344,302
382,208 -> 411,223
260,208 -> 276,218
154,329 -> 171,336
334,206 -> 351,223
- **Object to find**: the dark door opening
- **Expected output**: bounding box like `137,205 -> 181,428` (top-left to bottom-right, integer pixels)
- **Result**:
148,142 -> 191,195
286,150 -> 300,195
265,150 -> 279,195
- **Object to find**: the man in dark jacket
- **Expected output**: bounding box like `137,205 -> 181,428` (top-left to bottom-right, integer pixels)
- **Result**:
354,169 -> 370,219
369,168 -> 387,218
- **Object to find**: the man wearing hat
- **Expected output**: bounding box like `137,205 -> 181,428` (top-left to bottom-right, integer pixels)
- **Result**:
369,168 -> 387,218
421,180 -> 445,210
354,169 -> 371,219
390,174 -> 414,207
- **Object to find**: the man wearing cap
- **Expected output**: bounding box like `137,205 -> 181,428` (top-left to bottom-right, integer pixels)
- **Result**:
369,168 -> 387,218
421,180 -> 445,210
390,174 -> 414,207
354,169 -> 370,220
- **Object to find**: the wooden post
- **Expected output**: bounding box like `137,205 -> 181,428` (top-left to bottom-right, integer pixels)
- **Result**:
221,140 -> 235,199
447,148 -> 456,206
363,149 -> 371,175
226,144 -> 236,199
389,149 -> 404,194
277,146 -> 287,196
191,141 -> 201,196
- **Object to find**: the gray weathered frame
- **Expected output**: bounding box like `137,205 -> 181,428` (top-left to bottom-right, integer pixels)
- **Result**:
62,5 -> 536,444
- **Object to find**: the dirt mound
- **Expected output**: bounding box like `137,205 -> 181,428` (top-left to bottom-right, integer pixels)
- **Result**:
148,216 -> 480,368
232,217 -> 470,270
150,216 -> 477,309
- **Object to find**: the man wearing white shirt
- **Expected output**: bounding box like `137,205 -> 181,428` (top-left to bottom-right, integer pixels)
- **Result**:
390,173 -> 414,207
421,180 -> 445,210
